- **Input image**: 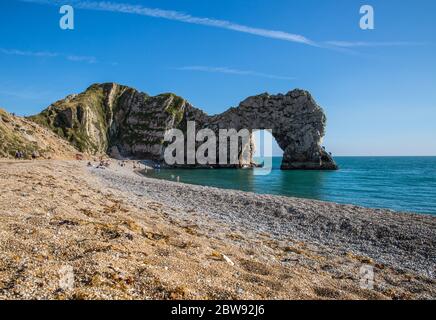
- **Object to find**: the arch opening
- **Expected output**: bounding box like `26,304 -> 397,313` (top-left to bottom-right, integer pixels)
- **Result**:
252,129 -> 283,168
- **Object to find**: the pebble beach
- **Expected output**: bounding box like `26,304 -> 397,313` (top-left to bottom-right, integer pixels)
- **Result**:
0,160 -> 434,299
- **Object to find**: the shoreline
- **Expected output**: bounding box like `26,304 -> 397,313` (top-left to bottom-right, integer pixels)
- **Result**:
139,168 -> 435,217
92,162 -> 435,278
0,160 -> 434,299
139,155 -> 436,216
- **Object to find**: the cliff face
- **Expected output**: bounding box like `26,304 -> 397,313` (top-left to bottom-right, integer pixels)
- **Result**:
31,83 -> 337,170
0,108 -> 79,159
30,83 -> 189,159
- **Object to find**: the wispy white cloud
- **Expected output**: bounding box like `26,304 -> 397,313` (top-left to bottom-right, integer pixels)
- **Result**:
19,0 -> 428,51
66,55 -> 97,63
0,47 -> 98,64
0,81 -> 58,102
324,41 -> 427,48
20,0 -> 317,46
176,66 -> 295,80
0,48 -> 59,57
0,88 -> 53,100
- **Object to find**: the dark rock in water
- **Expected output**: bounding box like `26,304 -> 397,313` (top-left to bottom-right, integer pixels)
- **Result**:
30,83 -> 338,170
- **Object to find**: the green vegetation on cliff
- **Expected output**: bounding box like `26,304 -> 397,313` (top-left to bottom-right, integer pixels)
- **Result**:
162,93 -> 185,125
28,83 -> 189,158
0,108 -> 78,159
0,109 -> 36,157
30,84 -> 110,154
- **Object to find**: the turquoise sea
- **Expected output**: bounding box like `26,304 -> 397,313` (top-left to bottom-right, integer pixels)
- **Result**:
143,157 -> 436,215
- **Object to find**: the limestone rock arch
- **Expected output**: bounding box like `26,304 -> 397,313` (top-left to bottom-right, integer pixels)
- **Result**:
183,89 -> 338,170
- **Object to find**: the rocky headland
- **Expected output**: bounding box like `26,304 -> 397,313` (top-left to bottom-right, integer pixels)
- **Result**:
28,83 -> 337,170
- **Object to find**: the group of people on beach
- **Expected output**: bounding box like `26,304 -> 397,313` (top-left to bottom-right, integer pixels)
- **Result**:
15,151 -> 25,159
87,158 -> 111,169
118,160 -> 143,170
87,158 -> 143,171
15,150 -> 39,160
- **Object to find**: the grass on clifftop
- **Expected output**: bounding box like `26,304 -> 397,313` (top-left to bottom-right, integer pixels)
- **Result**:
26,84 -> 188,156
162,93 -> 185,125
29,85 -> 109,154
0,108 -> 54,158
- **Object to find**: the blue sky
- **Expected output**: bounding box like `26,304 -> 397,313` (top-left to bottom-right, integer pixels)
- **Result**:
0,0 -> 435,156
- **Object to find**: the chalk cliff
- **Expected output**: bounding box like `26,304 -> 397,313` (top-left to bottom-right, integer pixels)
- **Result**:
30,83 -> 337,170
